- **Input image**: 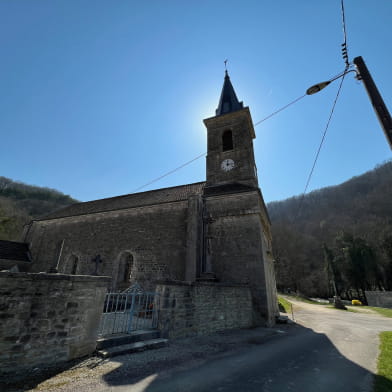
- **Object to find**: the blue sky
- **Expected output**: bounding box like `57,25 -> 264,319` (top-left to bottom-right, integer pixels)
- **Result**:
1,1 -> 391,203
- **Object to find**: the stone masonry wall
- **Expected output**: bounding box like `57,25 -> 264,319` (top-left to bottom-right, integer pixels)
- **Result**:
205,191 -> 277,326
365,291 -> 392,309
0,272 -> 110,374
156,281 -> 253,339
25,201 -> 189,290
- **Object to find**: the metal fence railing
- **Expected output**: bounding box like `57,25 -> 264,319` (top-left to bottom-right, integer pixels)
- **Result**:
98,288 -> 160,336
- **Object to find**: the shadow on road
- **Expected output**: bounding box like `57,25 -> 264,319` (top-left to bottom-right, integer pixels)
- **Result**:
1,323 -> 390,392
101,323 -> 391,392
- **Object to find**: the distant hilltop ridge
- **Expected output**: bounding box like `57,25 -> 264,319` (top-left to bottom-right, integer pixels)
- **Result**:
0,159 -> 391,244
0,176 -> 77,241
268,159 -> 392,221
268,159 -> 392,297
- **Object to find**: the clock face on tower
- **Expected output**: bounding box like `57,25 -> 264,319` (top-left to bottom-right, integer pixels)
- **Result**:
221,159 -> 235,172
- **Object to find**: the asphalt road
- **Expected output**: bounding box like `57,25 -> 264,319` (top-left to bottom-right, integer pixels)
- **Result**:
114,300 -> 392,392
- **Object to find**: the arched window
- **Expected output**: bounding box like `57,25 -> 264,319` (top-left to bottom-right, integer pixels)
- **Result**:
123,254 -> 134,283
69,255 -> 79,275
222,130 -> 233,151
117,252 -> 134,286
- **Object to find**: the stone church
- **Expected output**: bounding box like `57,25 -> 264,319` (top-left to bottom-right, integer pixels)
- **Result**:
12,71 -> 278,325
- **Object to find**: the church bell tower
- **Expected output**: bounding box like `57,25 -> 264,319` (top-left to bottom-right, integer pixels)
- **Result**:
203,71 -> 259,190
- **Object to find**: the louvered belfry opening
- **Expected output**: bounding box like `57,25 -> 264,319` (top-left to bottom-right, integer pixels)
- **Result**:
222,130 -> 233,151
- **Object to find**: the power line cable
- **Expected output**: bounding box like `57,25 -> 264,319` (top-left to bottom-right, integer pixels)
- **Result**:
132,93 -> 308,193
341,0 -> 348,47
341,0 -> 350,69
290,1 -> 352,221
253,94 -> 307,127
293,1 -> 351,219
131,3 -> 354,196
132,69 -> 351,195
132,152 -> 207,193
294,72 -> 347,221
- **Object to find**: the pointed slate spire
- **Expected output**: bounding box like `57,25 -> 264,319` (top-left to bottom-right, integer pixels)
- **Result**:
215,70 -> 244,116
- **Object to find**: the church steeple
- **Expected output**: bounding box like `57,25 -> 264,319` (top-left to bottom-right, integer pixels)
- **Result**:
215,71 -> 244,116
204,71 -> 258,189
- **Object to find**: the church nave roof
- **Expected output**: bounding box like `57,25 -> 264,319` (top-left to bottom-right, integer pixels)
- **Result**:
38,181 -> 206,220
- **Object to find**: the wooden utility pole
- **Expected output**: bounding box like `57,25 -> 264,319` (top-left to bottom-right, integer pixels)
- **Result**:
353,56 -> 392,150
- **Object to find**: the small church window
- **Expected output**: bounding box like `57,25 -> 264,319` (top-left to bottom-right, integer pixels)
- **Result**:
70,255 -> 79,275
123,254 -> 134,283
117,252 -> 134,285
222,130 -> 233,151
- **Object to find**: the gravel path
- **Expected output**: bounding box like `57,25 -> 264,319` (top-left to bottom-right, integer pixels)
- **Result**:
1,326 -> 282,392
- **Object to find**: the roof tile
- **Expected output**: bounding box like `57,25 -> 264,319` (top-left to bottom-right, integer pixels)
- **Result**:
39,182 -> 206,220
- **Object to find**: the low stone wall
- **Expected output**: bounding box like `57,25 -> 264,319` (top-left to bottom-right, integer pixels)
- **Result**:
156,281 -> 253,338
0,271 -> 110,374
365,291 -> 392,309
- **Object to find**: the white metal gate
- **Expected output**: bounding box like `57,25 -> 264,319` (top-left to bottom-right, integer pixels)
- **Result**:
98,284 -> 159,336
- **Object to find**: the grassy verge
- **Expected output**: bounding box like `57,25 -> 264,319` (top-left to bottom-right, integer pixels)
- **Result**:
326,305 -> 358,313
375,331 -> 392,392
282,294 -> 324,305
278,296 -> 292,313
367,307 -> 392,318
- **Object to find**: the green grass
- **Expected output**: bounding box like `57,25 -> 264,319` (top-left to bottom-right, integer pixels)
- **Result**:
367,307 -> 392,318
326,305 -> 359,313
281,294 -> 324,305
375,331 -> 392,392
278,296 -> 292,313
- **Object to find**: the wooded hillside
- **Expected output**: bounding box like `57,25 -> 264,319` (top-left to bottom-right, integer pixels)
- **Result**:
0,177 -> 77,241
268,160 -> 392,299
2,160 -> 391,299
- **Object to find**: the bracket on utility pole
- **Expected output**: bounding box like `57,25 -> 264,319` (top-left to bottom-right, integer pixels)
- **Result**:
353,56 -> 392,151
